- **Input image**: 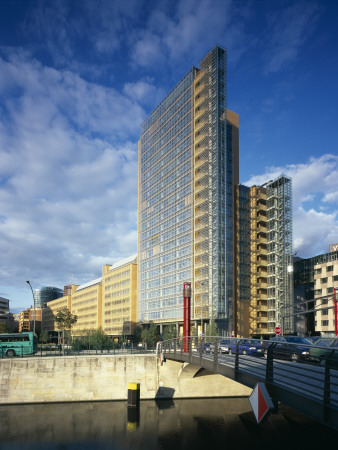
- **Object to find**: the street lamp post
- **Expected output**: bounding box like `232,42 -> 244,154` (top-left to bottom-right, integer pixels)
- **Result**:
26,280 -> 36,334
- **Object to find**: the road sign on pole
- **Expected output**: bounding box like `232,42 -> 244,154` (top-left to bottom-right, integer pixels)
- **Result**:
249,383 -> 274,424
274,326 -> 281,335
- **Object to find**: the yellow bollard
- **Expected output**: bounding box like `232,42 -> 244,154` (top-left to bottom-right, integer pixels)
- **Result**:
128,382 -> 140,407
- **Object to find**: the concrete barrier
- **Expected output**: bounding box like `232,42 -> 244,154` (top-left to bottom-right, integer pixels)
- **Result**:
0,355 -> 251,404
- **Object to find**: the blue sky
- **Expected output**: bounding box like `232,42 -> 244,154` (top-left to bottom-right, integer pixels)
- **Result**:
0,0 -> 337,312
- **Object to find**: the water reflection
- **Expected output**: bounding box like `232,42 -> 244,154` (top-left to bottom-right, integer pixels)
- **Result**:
0,398 -> 336,449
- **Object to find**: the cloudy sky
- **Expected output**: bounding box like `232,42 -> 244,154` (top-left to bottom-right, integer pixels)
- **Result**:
0,0 -> 337,311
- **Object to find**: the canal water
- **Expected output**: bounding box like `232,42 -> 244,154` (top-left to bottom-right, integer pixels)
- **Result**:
0,398 -> 336,449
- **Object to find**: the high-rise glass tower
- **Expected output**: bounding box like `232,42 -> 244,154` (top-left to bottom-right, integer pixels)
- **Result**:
138,46 -> 239,334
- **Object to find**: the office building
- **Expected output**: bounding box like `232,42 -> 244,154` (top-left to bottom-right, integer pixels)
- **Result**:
33,286 -> 63,308
314,255 -> 338,336
0,297 -> 10,331
138,45 -> 239,334
43,256 -> 138,339
233,176 -> 293,338
266,175 -> 293,335
102,254 -> 138,337
42,288 -> 73,333
71,278 -> 102,336
18,307 -> 43,333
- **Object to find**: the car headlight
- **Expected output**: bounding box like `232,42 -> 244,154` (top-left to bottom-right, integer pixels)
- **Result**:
302,351 -> 309,355
249,347 -> 256,350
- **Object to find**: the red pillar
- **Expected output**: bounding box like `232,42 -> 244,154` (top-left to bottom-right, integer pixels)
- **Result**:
183,282 -> 191,352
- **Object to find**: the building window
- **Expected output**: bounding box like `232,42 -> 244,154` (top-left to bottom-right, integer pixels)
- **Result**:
326,265 -> 333,272
321,277 -> 328,284
321,320 -> 329,327
314,268 -> 322,275
327,287 -> 334,294
314,289 -> 322,296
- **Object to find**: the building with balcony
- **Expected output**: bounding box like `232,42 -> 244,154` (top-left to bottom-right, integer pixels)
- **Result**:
138,45 -> 239,335
288,244 -> 338,337
233,176 -> 293,338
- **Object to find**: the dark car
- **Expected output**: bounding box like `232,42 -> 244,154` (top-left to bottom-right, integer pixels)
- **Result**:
263,336 -> 312,362
309,338 -> 338,367
228,339 -> 264,356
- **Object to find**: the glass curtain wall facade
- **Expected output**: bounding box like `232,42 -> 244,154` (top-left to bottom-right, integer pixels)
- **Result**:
33,286 -> 63,308
138,46 -> 238,332
266,175 -> 293,334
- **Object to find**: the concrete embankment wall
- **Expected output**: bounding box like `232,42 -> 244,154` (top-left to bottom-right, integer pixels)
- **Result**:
0,355 -> 251,404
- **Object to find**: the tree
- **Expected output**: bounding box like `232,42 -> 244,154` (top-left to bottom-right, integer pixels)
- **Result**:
39,330 -> 49,344
71,328 -> 115,351
162,323 -> 177,341
0,322 -> 8,333
141,323 -> 160,348
54,307 -> 77,354
205,319 -> 219,339
133,325 -> 143,344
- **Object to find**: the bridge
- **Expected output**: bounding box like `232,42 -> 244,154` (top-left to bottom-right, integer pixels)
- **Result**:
161,337 -> 338,431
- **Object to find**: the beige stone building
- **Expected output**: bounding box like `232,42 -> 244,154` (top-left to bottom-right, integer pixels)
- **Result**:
102,254 -> 137,337
314,254 -> 338,336
19,307 -> 43,333
71,279 -> 102,336
42,257 -> 138,339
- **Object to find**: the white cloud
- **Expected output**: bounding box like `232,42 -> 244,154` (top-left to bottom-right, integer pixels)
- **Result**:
245,154 -> 338,258
0,52 -> 141,302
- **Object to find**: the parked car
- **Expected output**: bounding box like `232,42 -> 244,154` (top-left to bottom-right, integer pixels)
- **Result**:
263,336 -> 312,362
308,338 -> 338,367
228,339 -> 264,356
210,339 -> 231,354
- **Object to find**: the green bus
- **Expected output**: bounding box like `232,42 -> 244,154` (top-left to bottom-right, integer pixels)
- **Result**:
0,332 -> 38,357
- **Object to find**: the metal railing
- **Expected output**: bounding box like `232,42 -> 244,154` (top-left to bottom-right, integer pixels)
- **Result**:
0,343 -> 157,359
161,336 -> 338,430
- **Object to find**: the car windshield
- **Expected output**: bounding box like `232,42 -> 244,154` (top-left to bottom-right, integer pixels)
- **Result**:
314,339 -> 333,347
285,337 -> 312,344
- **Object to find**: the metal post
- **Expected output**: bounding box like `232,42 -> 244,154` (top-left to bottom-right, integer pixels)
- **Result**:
183,282 -> 191,352
26,280 -> 36,335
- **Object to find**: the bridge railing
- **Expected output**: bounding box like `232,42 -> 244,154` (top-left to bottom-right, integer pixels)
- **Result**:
160,336 -> 338,429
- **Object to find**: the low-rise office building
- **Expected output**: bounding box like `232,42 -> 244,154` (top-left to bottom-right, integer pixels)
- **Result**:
71,279 -> 102,336
314,247 -> 338,336
43,257 -> 138,340
102,254 -> 137,337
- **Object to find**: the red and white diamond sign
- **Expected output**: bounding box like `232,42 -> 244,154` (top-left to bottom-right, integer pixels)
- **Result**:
249,383 -> 274,424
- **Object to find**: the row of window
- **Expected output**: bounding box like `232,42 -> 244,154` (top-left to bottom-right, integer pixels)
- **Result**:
142,147 -> 190,197
314,286 -> 336,295
72,297 -> 98,308
142,160 -> 191,203
105,279 -> 130,291
141,90 -> 191,147
104,298 -> 130,308
105,269 -> 130,282
142,207 -> 191,241
104,289 -> 130,298
141,111 -> 191,165
140,268 -> 191,290
143,220 -> 191,258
